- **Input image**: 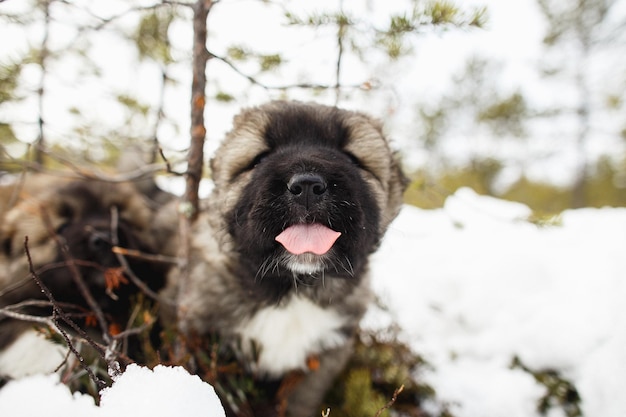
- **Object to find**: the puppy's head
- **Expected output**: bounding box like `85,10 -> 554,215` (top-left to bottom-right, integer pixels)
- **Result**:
210,101 -> 407,285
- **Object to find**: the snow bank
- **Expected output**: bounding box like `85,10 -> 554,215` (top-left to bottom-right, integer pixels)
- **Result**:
0,365 -> 226,417
367,187 -> 626,417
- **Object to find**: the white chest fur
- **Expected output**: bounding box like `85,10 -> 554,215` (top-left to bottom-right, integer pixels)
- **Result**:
234,296 -> 348,377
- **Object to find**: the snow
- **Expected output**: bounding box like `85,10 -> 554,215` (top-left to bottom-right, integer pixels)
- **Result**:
1,188 -> 625,416
0,365 -> 226,417
367,188 -> 626,417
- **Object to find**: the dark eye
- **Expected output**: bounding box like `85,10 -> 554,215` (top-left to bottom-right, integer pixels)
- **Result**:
344,152 -> 365,169
232,151 -> 272,181
2,237 -> 12,256
247,151 -> 271,171
58,202 -> 74,219
54,222 -> 69,236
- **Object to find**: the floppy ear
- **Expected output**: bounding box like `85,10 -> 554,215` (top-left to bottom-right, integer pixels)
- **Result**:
343,111 -> 408,231
384,151 -> 409,226
209,106 -> 269,188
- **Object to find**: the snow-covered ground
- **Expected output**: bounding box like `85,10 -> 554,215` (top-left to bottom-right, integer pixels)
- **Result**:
1,188 -> 624,416
0,364 -> 225,417
368,188 -> 626,417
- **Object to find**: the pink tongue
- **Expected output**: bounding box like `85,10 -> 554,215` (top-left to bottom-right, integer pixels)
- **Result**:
275,224 -> 341,255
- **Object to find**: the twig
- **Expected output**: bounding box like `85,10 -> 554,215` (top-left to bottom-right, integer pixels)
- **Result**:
112,318 -> 155,341
72,1 -> 193,32
40,209 -> 111,344
23,236 -> 107,390
0,299 -> 88,320
158,146 -> 176,175
111,246 -> 181,265
32,148 -> 174,182
207,51 -> 367,92
108,207 -> 175,305
0,308 -> 55,325
373,384 -> 404,417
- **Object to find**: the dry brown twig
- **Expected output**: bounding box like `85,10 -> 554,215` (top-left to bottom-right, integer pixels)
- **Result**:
374,384 -> 405,417
107,207 -> 175,305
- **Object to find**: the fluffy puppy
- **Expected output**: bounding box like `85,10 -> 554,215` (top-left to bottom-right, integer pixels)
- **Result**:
167,101 -> 407,416
0,176 -> 170,379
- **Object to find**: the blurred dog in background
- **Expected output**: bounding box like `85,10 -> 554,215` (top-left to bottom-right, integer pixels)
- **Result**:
0,175 -> 172,379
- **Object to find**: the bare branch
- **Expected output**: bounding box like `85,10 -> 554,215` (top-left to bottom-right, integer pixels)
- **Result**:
34,147 -> 175,182
0,307 -> 55,325
66,1 -> 193,32
208,51 -> 368,93
23,236 -> 107,390
112,246 -> 180,266
374,384 -> 404,417
108,207 -> 176,305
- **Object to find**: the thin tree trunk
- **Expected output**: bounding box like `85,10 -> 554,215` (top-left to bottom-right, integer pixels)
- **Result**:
571,27 -> 592,208
185,0 -> 211,221
176,0 -> 211,336
34,0 -> 51,165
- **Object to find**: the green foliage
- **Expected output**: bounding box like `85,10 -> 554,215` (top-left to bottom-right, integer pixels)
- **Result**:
227,45 -> 249,61
224,45 -> 283,73
376,14 -> 416,59
325,329 -> 451,417
0,61 -> 23,104
477,91 -> 528,137
341,369 -> 389,417
287,1 -> 486,64
426,1 -> 460,25
605,94 -> 622,110
374,2 -> 486,59
284,11 -> 351,27
0,123 -> 18,145
132,9 -> 176,64
116,94 -> 150,117
258,54 -> 282,72
405,156 -> 626,214
404,159 -> 503,209
511,356 -> 582,417
423,1 -> 487,28
414,55 -> 530,161
502,177 -> 571,215
214,91 -> 236,102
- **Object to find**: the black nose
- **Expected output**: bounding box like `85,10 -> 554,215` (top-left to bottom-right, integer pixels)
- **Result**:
287,173 -> 327,207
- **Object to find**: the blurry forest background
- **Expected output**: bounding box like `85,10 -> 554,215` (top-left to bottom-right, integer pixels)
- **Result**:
1,0 -> 626,215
